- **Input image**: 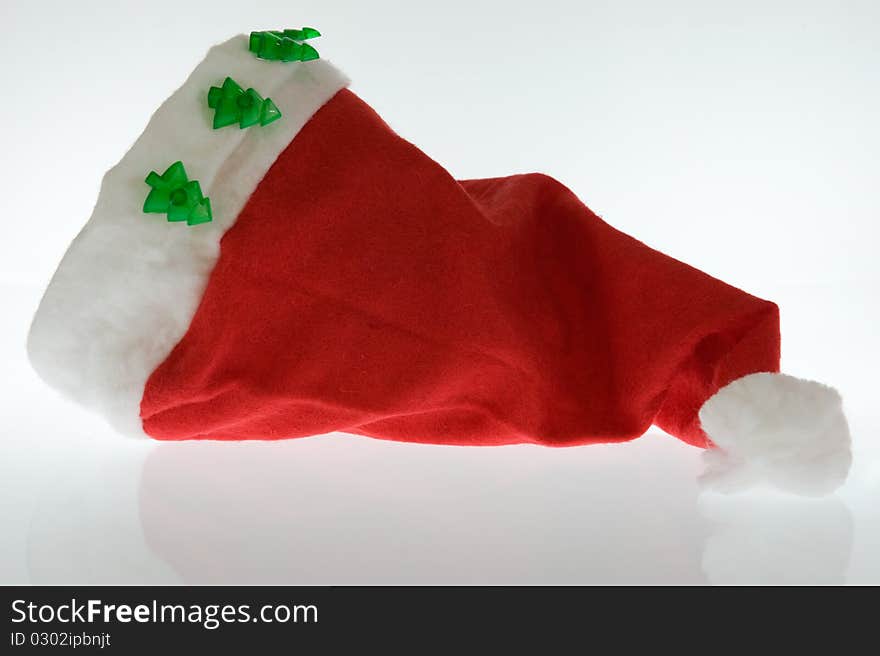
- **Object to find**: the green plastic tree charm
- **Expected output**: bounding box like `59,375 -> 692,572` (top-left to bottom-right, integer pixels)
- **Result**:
248,27 -> 321,62
207,77 -> 281,130
143,161 -> 213,226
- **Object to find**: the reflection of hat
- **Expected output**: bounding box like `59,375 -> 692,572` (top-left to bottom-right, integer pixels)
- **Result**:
27,33 -> 850,495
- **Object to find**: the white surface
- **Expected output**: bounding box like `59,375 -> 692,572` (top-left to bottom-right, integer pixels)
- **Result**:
27,36 -> 348,437
1,0 -> 878,584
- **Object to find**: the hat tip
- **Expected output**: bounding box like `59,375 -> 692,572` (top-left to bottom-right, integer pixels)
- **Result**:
698,372 -> 852,496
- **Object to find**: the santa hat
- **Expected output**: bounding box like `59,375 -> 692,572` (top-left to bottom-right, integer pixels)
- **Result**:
28,32 -> 851,495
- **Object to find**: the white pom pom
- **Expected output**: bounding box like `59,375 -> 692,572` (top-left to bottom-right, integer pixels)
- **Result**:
698,373 -> 852,496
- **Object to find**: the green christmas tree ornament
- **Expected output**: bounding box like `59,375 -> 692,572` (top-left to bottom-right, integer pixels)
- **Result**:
143,161 -> 213,226
208,77 -> 282,130
248,28 -> 321,62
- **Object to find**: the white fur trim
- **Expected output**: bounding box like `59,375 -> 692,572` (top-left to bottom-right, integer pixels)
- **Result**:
698,372 -> 852,496
27,35 -> 349,437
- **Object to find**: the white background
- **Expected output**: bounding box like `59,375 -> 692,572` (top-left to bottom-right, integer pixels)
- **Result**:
1,0 -> 878,583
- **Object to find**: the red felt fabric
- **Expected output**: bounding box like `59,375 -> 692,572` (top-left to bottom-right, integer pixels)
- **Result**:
140,89 -> 780,447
